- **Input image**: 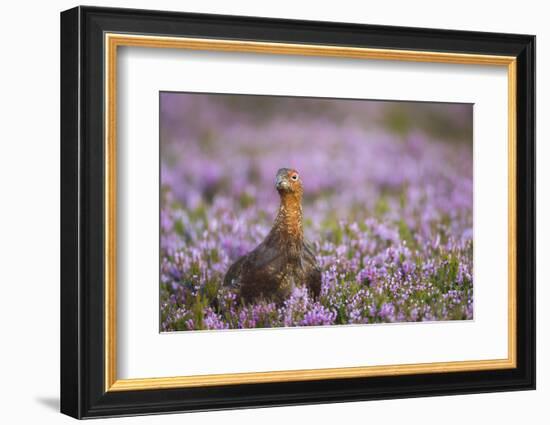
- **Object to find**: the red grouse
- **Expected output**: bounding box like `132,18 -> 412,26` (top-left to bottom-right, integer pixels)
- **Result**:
224,168 -> 321,304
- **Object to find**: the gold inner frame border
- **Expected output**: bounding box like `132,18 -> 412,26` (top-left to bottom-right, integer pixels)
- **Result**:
104,33 -> 517,392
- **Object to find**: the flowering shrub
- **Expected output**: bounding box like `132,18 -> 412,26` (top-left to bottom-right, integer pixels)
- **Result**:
159,94 -> 473,331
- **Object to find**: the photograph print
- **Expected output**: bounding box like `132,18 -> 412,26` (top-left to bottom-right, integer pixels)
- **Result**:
159,92 -> 473,331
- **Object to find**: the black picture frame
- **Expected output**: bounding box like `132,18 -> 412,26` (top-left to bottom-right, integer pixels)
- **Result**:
60,5 -> 535,419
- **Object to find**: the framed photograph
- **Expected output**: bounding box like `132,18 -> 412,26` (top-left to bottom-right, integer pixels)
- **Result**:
60,6 -> 535,419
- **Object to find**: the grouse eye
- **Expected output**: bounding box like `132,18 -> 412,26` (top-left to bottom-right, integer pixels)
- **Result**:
291,174 -> 299,181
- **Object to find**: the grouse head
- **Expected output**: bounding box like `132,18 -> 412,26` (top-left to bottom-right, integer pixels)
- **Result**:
275,168 -> 303,197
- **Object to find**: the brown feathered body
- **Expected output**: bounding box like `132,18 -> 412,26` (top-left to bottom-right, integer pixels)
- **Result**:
224,168 -> 321,305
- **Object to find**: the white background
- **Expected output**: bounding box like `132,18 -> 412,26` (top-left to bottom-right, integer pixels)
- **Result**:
0,1 -> 545,424
118,48 -> 508,379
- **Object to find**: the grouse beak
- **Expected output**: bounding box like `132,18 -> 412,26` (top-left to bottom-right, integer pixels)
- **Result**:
276,175 -> 290,191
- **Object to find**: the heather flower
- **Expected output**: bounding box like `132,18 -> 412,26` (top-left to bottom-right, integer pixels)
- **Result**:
300,304 -> 337,326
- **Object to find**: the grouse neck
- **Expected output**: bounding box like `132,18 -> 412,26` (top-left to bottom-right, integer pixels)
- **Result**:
273,193 -> 303,243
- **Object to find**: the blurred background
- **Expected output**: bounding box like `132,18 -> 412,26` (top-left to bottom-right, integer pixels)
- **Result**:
160,93 -> 472,230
